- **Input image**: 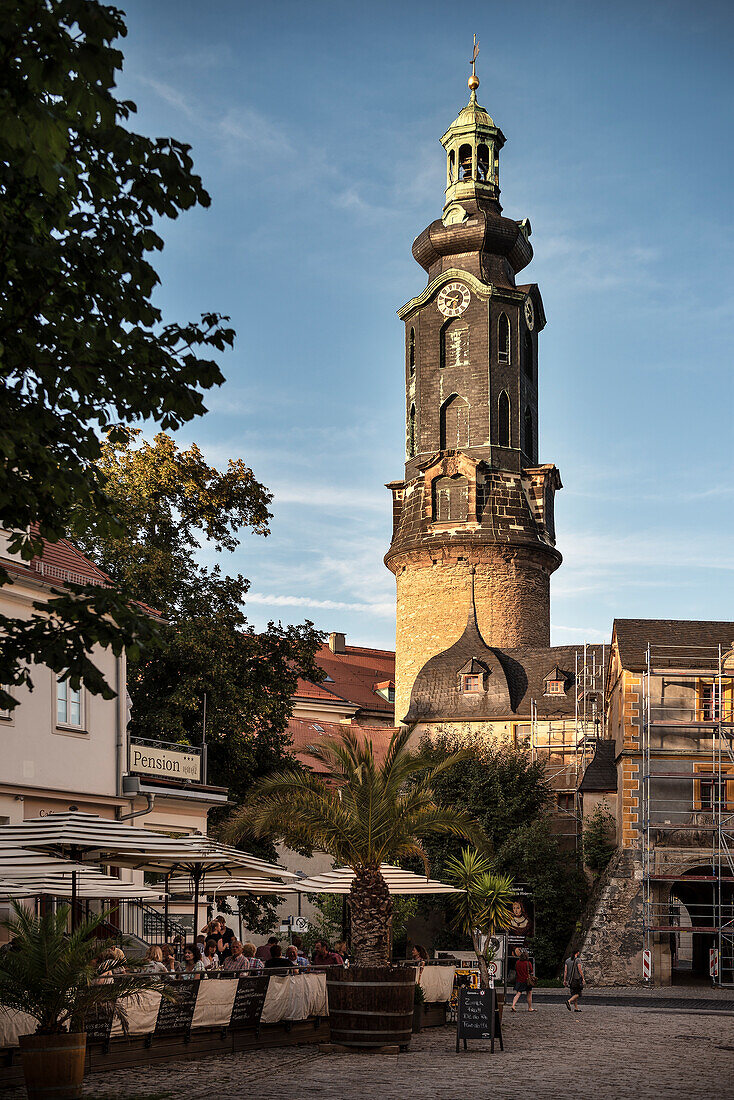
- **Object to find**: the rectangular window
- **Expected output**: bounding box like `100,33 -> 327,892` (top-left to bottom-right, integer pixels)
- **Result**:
546,680 -> 565,696
557,793 -> 574,812
694,763 -> 734,811
697,680 -> 734,722
462,674 -> 481,693
57,677 -> 82,727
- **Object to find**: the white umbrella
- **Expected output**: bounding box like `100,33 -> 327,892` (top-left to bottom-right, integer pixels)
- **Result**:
167,874 -> 293,897
0,813 -> 293,932
295,864 -> 462,895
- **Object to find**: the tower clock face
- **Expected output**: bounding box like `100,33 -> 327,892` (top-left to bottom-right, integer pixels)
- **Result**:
524,297 -> 535,330
437,281 -> 470,318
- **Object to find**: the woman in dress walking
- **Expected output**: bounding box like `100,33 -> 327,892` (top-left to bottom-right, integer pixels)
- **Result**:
511,948 -> 534,1012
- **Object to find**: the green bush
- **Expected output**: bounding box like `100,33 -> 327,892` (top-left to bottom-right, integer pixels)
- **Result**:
583,802 -> 616,874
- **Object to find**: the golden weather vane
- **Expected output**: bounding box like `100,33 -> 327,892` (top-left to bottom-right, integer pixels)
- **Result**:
469,34 -> 480,94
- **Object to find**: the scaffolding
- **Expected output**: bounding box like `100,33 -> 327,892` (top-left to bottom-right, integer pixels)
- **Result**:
530,643 -> 606,849
641,643 -> 734,986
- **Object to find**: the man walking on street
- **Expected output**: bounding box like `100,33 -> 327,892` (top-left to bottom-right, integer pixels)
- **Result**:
564,949 -> 584,1012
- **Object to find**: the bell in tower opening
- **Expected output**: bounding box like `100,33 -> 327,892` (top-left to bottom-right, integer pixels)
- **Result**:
385,44 -> 563,727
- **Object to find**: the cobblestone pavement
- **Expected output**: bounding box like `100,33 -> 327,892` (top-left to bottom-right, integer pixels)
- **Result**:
8,1004 -> 734,1100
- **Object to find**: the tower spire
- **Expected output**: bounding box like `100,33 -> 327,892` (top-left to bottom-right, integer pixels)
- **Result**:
469,34 -> 480,101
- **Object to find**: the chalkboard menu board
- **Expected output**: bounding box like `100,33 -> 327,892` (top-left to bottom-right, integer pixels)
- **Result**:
229,974 -> 270,1030
84,1003 -> 114,1045
456,987 -> 503,1053
155,980 -> 200,1035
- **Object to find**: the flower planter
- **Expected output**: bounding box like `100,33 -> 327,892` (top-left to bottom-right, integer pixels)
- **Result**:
326,967 -> 415,1050
18,1032 -> 86,1100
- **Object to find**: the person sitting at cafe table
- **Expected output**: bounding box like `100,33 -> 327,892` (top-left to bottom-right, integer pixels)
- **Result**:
178,944 -> 206,978
161,944 -> 177,972
263,943 -> 295,969
141,945 -> 168,974
201,937 -> 220,970
241,942 -> 264,970
312,940 -> 344,967
289,943 -> 310,967
255,935 -> 278,962
222,940 -> 249,972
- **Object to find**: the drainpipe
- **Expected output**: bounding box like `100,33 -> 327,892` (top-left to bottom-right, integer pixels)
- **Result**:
115,652 -> 126,799
118,793 -> 156,822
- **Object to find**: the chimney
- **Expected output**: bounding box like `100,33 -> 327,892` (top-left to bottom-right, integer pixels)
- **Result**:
329,632 -> 346,654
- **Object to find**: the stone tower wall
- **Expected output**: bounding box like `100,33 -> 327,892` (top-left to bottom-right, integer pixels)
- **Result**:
393,544 -> 552,722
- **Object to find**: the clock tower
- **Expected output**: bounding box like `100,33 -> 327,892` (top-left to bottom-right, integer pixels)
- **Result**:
385,61 -> 563,724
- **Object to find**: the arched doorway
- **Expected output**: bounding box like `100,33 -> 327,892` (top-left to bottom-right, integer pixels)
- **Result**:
668,866 -> 733,984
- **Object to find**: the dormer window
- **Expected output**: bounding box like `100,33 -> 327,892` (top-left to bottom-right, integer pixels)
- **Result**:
375,680 -> 395,703
543,667 -> 567,696
457,658 -> 488,694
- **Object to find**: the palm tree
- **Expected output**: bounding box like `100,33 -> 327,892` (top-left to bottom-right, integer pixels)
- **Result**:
446,847 -> 514,987
222,727 -> 487,967
0,902 -> 176,1035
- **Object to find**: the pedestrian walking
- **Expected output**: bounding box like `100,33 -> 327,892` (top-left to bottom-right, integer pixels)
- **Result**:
511,948 -> 535,1012
564,949 -> 584,1012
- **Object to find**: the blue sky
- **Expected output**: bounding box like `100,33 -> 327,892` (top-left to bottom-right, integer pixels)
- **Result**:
117,0 -> 734,651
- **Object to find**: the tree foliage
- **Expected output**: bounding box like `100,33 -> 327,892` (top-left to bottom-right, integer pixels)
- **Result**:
76,431 -> 324,853
582,801 -> 616,875
445,847 -> 514,987
0,0 -> 234,705
222,727 -> 487,966
415,733 -> 588,976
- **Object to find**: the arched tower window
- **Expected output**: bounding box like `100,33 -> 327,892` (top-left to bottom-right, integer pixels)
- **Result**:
433,475 -> 468,523
440,394 -> 469,450
523,330 -> 533,380
409,328 -> 415,376
459,143 -> 473,180
498,313 -> 510,364
440,318 -> 469,372
477,143 -> 489,181
448,149 -> 455,184
498,391 -> 510,448
523,406 -> 534,462
407,404 -> 416,458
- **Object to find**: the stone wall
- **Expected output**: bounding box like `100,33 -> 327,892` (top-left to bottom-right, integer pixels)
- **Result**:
578,848 -> 644,986
392,545 -> 552,721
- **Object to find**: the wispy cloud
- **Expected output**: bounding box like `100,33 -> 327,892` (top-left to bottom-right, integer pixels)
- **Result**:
247,593 -> 394,616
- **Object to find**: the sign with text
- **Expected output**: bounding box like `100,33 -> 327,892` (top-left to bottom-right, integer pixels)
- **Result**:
229,975 -> 270,1029
155,980 -> 200,1035
456,987 -> 503,1053
129,741 -> 201,783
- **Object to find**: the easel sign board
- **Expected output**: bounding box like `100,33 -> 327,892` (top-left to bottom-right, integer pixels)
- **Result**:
456,987 -> 503,1053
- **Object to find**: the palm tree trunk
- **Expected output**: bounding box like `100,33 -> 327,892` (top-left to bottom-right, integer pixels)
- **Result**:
349,866 -> 392,967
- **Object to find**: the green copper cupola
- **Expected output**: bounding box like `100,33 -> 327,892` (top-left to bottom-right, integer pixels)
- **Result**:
440,47 -> 506,223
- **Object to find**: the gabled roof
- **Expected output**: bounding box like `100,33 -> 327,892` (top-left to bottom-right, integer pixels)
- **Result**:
1,529 -> 162,618
457,657 -> 490,676
294,642 -> 396,715
613,619 -> 734,671
543,666 -> 567,683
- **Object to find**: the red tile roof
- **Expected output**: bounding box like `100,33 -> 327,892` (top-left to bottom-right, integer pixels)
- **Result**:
286,718 -> 399,773
1,531 -> 161,618
294,643 -> 396,715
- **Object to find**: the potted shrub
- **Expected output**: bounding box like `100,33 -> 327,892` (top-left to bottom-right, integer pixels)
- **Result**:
223,726 -> 485,1049
446,846 -> 514,993
412,979 -> 425,1033
0,902 -> 175,1099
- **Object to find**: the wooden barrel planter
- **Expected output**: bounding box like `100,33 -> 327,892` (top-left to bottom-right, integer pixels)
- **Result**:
326,967 -> 415,1050
19,1032 -> 86,1099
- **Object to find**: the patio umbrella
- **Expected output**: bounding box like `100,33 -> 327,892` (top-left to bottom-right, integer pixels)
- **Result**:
295,864 -> 463,895
167,874 -> 294,897
0,814 -> 293,934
